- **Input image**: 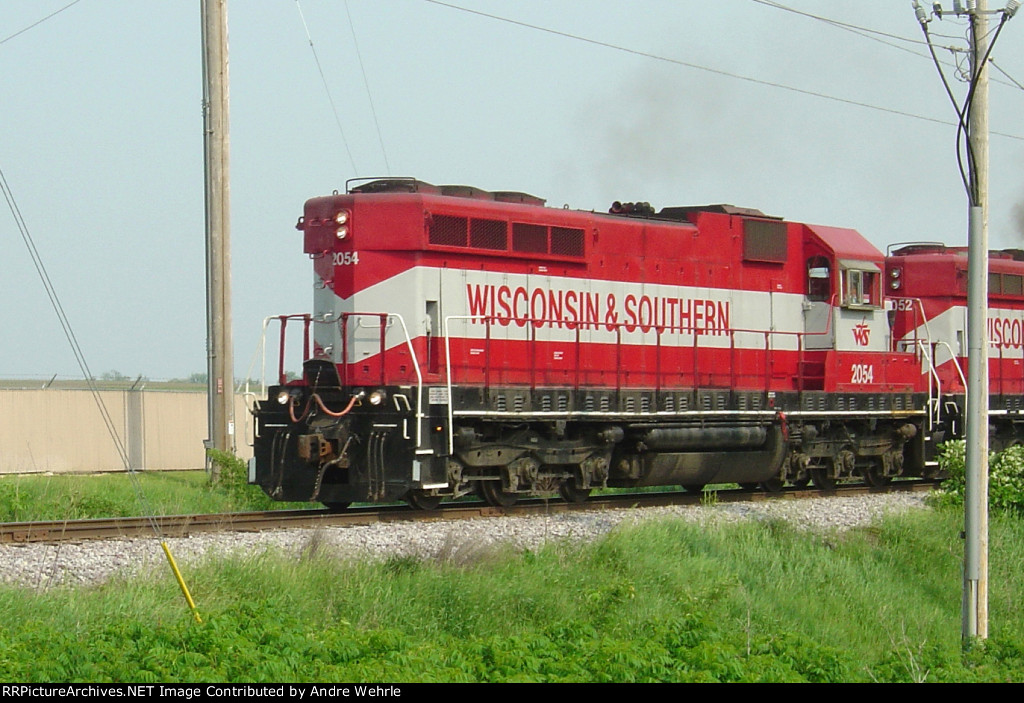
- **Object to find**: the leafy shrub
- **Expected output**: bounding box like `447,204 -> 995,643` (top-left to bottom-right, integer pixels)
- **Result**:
206,449 -> 277,511
935,441 -> 1024,514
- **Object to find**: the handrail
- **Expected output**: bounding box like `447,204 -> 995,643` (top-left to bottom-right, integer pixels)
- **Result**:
247,312 -> 426,450
444,315 -> 485,455
245,313 -> 315,400
336,312 -> 425,449
916,341 -> 942,429
256,298 -> 941,457
443,312 -> 843,410
915,339 -> 968,430
937,341 -> 967,394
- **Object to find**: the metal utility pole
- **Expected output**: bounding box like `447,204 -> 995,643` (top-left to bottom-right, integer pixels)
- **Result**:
201,0 -> 235,474
917,0 -> 1020,645
964,0 -> 990,644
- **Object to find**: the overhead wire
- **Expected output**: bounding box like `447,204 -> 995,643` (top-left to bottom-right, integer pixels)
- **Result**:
754,0 -> 1024,93
959,15 -> 1010,206
915,3 -> 1012,205
0,0 -> 84,46
294,0 -> 359,174
0,163 -> 165,536
751,0 -> 933,47
918,19 -> 972,197
421,0 -> 1024,142
343,0 -> 391,175
0,166 -> 128,470
2,161 -> 202,619
991,58 -> 1024,90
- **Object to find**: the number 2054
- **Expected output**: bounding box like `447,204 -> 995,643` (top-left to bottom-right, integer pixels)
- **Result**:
851,364 -> 874,384
332,252 -> 359,266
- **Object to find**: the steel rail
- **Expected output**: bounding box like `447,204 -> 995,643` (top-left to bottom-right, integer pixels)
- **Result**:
0,481 -> 939,545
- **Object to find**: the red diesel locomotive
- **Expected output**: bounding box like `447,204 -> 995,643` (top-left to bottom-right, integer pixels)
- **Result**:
249,178 -> 1022,509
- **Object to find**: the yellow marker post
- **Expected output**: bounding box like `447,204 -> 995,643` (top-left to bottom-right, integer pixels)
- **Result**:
161,541 -> 202,624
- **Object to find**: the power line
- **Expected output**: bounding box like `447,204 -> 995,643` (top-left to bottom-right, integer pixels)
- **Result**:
991,58 -> 1024,90
751,0 -> 931,47
344,0 -> 391,175
422,0 -> 1024,141
0,0 -> 84,46
295,0 -> 359,174
753,0 -> 1024,93
0,164 -> 126,467
0,161 -> 163,539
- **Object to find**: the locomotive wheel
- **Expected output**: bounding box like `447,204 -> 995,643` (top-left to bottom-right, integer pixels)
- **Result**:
479,480 -> 518,507
862,461 -> 892,488
558,481 -> 592,504
323,501 -> 352,512
759,478 -> 785,493
810,469 -> 836,491
405,490 -> 443,511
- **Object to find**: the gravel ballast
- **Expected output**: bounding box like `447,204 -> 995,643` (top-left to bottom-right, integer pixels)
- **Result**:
0,492 -> 930,590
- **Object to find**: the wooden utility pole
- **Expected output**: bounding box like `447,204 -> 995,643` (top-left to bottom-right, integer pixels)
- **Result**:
201,0 -> 234,475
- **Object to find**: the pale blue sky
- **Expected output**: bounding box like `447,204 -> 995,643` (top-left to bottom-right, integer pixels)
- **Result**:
3,0 -> 1024,380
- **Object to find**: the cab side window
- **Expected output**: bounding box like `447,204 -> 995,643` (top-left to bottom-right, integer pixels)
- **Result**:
841,266 -> 880,308
806,256 -> 831,302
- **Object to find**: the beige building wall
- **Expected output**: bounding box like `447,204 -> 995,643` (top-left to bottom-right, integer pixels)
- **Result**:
0,390 -> 253,474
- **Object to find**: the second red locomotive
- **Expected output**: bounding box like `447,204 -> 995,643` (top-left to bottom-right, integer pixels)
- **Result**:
248,178 -> 1022,508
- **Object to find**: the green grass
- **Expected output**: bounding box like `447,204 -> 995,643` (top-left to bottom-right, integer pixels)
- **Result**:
0,465 -> 315,522
1,506 -> 1023,682
0,465 -> 739,523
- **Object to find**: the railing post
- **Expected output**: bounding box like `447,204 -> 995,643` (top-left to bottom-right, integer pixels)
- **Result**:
797,332 -> 804,392
655,326 -> 662,394
998,343 -> 1004,400
485,317 -> 492,393
692,328 -> 698,387
379,314 -> 387,385
277,316 -> 288,385
340,314 -> 349,387
530,320 -> 537,391
730,330 -> 736,389
764,331 -> 771,394
302,315 -> 311,361
616,326 -> 622,400
574,324 -> 581,392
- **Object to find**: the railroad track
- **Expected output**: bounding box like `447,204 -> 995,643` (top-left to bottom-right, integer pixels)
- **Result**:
0,481 -> 939,545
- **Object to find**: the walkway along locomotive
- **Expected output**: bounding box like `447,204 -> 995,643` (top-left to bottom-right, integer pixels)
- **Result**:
248,178 -> 1024,509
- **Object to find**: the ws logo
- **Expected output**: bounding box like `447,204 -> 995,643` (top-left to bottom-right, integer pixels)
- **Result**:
851,320 -> 871,347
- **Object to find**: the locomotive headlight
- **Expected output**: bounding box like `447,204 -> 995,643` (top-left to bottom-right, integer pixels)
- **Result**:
276,390 -> 293,405
335,210 -> 351,239
368,389 -> 387,406
890,268 -> 901,279
890,279 -> 902,290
